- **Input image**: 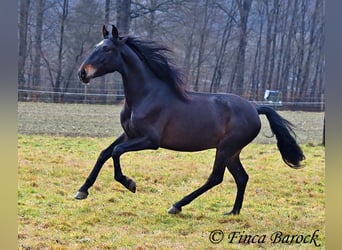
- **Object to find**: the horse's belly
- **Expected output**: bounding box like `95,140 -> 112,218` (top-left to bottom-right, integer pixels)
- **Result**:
161,143 -> 216,152
160,124 -> 223,152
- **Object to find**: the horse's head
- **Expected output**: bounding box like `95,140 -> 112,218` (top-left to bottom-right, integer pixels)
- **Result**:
78,25 -> 127,84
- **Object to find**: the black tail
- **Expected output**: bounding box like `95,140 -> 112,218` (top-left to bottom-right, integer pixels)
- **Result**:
257,106 -> 305,168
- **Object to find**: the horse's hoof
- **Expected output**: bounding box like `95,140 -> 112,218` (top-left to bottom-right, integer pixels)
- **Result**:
224,210 -> 239,216
168,205 -> 181,214
128,180 -> 136,193
75,191 -> 88,200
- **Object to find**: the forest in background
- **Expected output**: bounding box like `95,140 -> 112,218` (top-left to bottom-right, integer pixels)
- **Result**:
18,0 -> 325,109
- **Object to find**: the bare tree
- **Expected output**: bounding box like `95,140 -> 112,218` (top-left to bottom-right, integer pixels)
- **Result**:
117,0 -> 131,34
210,1 -> 236,93
193,0 -> 214,91
53,0 -> 69,102
31,0 -> 45,101
299,0 -> 321,99
273,0 -> 291,92
249,2 -> 265,100
17,0 -> 325,107
229,0 -> 252,97
18,0 -> 31,100
280,0 -> 298,100
267,0 -> 279,90
259,0 -> 273,97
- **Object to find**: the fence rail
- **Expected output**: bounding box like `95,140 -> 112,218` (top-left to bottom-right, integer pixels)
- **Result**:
18,89 -> 124,98
18,88 -> 325,111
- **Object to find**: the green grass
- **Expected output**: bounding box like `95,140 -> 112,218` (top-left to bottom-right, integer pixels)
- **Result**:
18,102 -> 325,248
18,134 -> 325,249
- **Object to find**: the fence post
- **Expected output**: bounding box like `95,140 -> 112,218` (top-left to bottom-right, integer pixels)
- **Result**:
83,84 -> 88,104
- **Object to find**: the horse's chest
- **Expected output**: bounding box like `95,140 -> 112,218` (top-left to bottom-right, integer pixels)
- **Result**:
120,113 -> 134,137
120,109 -> 144,138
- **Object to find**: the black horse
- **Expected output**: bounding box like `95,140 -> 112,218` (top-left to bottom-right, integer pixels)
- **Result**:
76,25 -> 305,215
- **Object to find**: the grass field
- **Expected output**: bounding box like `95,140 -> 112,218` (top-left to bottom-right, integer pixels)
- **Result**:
18,102 -> 325,249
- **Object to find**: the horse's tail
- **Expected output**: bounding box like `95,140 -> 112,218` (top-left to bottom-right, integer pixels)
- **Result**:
257,106 -> 305,169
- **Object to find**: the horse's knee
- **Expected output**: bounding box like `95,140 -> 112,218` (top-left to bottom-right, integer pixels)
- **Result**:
112,145 -> 124,158
227,160 -> 249,187
207,174 -> 224,186
241,172 -> 249,183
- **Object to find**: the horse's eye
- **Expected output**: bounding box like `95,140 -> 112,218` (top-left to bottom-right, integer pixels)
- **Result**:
103,46 -> 111,52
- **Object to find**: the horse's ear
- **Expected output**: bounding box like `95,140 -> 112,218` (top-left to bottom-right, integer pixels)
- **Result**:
111,25 -> 119,40
102,25 -> 109,38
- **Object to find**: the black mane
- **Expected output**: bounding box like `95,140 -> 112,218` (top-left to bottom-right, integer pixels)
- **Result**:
125,37 -> 188,100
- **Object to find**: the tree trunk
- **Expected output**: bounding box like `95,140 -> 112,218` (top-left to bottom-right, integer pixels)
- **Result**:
182,21 -> 196,84
147,0 -> 157,40
194,0 -> 212,92
299,0 -> 320,99
32,0 -> 44,101
18,0 -> 30,101
294,0 -> 306,99
281,0 -> 297,100
233,0 -> 252,97
260,0 -> 272,97
249,12 -> 263,100
210,14 -> 234,93
115,0 -> 131,101
102,0 -> 111,104
54,0 -> 68,102
116,0 -> 131,35
267,0 -> 279,90
274,0 -> 291,91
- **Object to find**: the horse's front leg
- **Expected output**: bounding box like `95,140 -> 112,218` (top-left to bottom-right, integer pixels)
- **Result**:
111,136 -> 159,193
75,134 -> 126,199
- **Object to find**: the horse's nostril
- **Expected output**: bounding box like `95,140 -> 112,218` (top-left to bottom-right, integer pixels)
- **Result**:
78,67 -> 91,83
78,68 -> 86,80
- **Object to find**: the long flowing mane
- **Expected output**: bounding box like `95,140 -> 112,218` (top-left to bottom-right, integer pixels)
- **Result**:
125,37 -> 188,100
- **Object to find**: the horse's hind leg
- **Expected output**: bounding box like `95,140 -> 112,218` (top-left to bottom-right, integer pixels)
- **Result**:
224,154 -> 249,215
75,134 -> 126,199
168,148 -> 227,214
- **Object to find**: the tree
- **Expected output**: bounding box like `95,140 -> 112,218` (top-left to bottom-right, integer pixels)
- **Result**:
248,1 -> 265,100
18,0 -> 30,100
229,0 -> 253,97
53,0 -> 68,102
209,1 -> 236,93
31,0 -> 45,101
17,0 -> 325,108
280,0 -> 297,100
299,0 -> 321,99
116,0 -> 131,34
193,0 -> 214,91
259,0 -> 273,98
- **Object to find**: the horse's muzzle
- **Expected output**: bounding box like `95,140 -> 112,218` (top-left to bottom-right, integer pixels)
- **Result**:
78,67 -> 90,83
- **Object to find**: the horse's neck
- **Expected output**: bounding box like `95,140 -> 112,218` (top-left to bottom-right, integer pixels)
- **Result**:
119,46 -> 164,106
